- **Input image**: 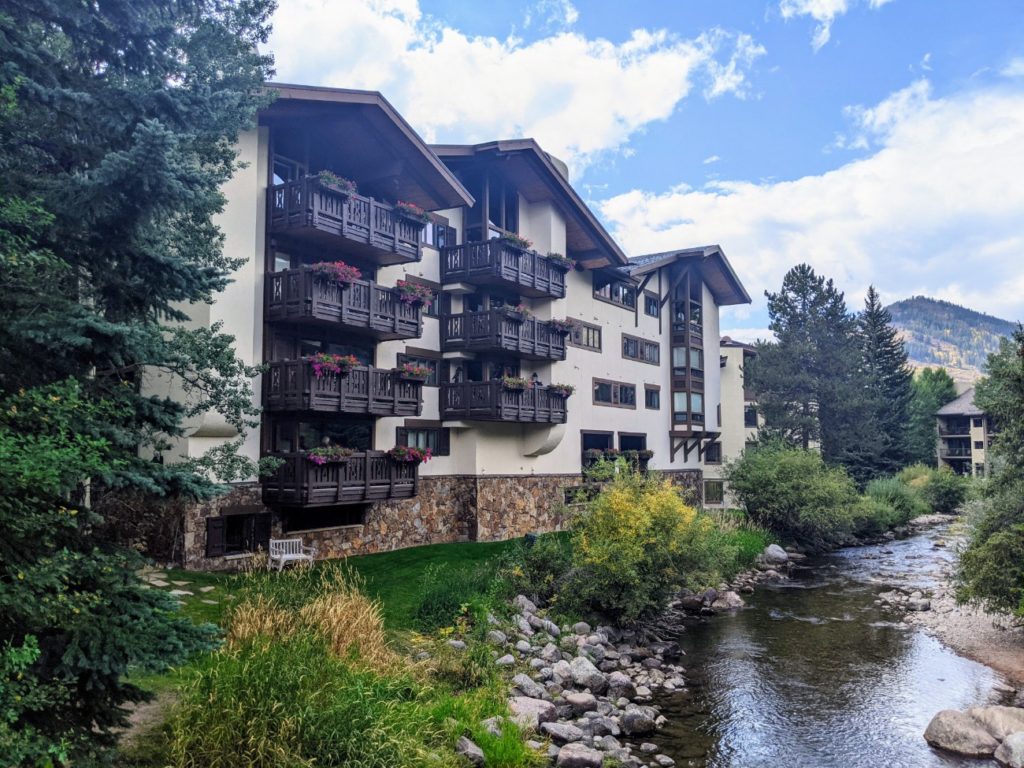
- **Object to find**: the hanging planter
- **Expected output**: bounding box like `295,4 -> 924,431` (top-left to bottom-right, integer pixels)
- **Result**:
546,252 -> 575,272
603,448 -> 621,461
504,303 -> 531,323
387,445 -> 432,464
317,170 -> 358,195
638,449 -> 654,461
499,233 -> 532,251
394,362 -> 432,382
394,201 -> 430,223
307,353 -> 359,378
305,446 -> 354,466
310,260 -> 362,286
395,279 -> 434,308
583,448 -> 605,463
501,375 -> 529,392
548,383 -> 575,398
546,318 -> 576,336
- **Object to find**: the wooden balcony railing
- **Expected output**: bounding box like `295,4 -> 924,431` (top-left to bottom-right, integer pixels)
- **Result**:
262,451 -> 419,507
266,267 -> 422,340
441,240 -> 567,299
268,176 -> 423,265
440,381 -> 568,423
441,309 -> 566,361
265,362 -> 423,417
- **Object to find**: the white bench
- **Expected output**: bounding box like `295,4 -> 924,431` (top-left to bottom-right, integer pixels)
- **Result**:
267,538 -> 317,571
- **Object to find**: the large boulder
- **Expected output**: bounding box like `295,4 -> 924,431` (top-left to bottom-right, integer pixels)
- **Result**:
508,696 -> 557,731
621,706 -> 658,736
555,742 -> 604,768
512,673 -> 547,700
563,691 -> 598,714
996,731 -> 1024,767
762,544 -> 789,564
967,706 -> 1024,741
924,710 -> 999,757
569,655 -> 608,693
541,720 -> 584,744
607,670 -> 637,700
710,590 -> 745,612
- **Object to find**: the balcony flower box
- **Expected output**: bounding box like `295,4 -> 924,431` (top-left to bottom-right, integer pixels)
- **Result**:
603,448 -> 621,461
501,375 -> 529,392
387,445 -> 432,465
394,362 -> 432,382
395,279 -> 434,308
395,200 -> 430,223
308,353 -> 359,379
546,318 -> 576,336
548,383 -> 575,398
316,170 -> 358,195
310,260 -> 362,287
546,252 -> 575,272
305,446 -> 354,466
499,232 -> 532,251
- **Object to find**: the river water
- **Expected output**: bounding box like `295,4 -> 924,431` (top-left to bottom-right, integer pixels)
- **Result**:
655,525 -> 1012,768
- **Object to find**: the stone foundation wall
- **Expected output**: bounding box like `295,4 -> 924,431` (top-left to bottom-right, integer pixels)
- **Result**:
179,468 -> 702,570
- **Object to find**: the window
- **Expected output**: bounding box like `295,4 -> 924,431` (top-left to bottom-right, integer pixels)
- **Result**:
396,425 -> 450,456
205,512 -> 271,557
568,319 -> 601,352
973,441 -> 984,450
622,334 -> 660,365
581,431 -> 614,451
744,405 -> 758,428
973,417 -> 983,428
619,434 -> 647,451
704,442 -> 722,464
672,391 -> 704,424
593,378 -> 637,409
691,392 -> 704,415
594,275 -> 637,309
704,480 -> 725,505
645,386 -> 660,410
396,353 -> 439,386
644,293 -> 659,317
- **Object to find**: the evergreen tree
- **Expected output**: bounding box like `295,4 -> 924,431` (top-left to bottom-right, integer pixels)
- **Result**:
855,286 -> 914,479
747,264 -> 871,473
0,1 -> 275,762
906,367 -> 958,465
974,326 -> 1024,484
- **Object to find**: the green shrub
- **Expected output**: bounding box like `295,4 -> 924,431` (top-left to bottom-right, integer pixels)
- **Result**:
493,533 -> 572,607
920,468 -> 969,514
957,482 -> 1024,617
865,476 -> 929,524
726,445 -> 858,550
412,562 -> 496,632
850,496 -> 902,538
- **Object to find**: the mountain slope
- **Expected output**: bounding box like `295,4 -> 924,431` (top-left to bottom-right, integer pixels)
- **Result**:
885,296 -> 1017,379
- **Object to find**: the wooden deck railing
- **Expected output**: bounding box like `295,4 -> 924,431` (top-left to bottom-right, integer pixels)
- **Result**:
441,309 -> 566,361
262,451 -> 419,507
268,176 -> 423,264
265,362 -> 423,417
441,240 -> 567,299
266,267 -> 422,340
440,381 -> 568,423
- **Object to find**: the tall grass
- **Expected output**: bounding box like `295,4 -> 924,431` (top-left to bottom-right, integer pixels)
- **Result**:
865,476 -> 929,524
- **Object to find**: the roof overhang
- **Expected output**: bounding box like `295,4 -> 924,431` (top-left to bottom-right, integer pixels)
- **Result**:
431,139 -> 627,268
626,245 -> 751,307
261,84 -> 473,210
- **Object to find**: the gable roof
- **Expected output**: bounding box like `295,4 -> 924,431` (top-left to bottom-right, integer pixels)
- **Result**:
936,387 -> 984,417
431,139 -> 627,268
625,245 -> 751,307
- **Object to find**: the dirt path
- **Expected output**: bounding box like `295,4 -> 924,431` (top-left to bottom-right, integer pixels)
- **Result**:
118,691 -> 176,749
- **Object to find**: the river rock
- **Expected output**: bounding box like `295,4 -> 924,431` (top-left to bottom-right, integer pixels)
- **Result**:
486,629 -> 507,645
508,696 -> 556,730
907,597 -> 931,611
711,590 -> 745,612
456,736 -> 485,767
621,706 -> 658,736
967,706 -> 1024,741
572,621 -> 591,635
495,654 -> 515,667
541,720 -> 584,743
569,656 -> 608,693
763,544 -> 789,564
995,731 -> 1024,767
512,673 -> 547,699
513,594 -> 538,614
555,742 -> 604,768
564,691 -> 598,714
924,709 -> 999,757
608,670 -> 637,700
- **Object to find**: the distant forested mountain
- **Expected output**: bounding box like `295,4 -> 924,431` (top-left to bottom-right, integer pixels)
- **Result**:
885,296 -> 1018,379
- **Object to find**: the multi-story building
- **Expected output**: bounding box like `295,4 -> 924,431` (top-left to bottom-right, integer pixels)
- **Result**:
161,84 -> 750,569
936,387 -> 992,476
702,336 -> 759,507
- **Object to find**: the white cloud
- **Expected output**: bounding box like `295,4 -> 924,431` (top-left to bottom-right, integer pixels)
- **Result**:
779,0 -> 893,51
703,155 -> 721,165
267,0 -> 764,172
599,80 -> 1024,324
920,52 -> 932,71
1002,57 -> 1024,78
523,0 -> 579,31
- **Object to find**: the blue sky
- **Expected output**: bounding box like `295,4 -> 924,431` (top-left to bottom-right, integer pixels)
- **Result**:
267,0 -> 1024,338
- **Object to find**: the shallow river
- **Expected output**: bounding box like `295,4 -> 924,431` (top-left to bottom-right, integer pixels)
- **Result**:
655,525 -> 1012,768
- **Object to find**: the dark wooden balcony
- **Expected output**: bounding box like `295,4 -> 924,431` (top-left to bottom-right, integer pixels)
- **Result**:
269,176 -> 423,265
440,381 -> 568,423
266,267 -> 422,340
442,240 -> 567,299
262,451 -> 418,507
265,362 -> 423,417
441,309 -> 566,361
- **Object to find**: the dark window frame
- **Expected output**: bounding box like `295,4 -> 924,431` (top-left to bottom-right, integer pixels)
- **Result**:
397,349 -> 441,387
704,442 -> 723,465
644,385 -> 661,410
593,378 -> 637,410
593,274 -> 637,310
396,421 -> 451,456
205,510 -> 271,558
567,318 -> 602,352
622,333 -> 660,365
704,480 -> 725,505
643,291 -> 660,318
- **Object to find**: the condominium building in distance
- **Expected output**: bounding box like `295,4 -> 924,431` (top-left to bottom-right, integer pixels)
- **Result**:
936,387 -> 993,477
153,84 -> 751,569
